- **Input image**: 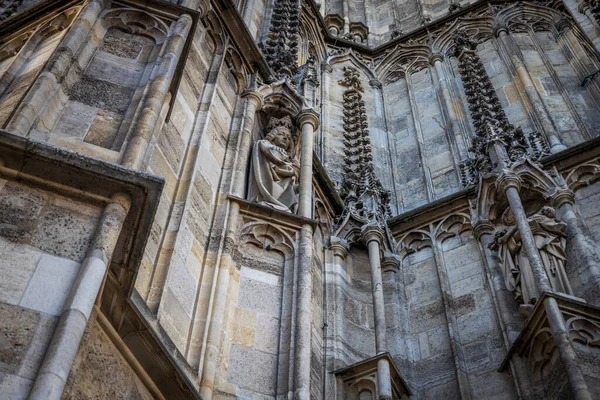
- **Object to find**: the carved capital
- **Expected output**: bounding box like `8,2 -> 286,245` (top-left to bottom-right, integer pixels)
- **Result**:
556,17 -> 574,34
241,89 -> 264,109
551,188 -> 575,208
369,79 -> 382,89
493,23 -> 509,37
429,52 -> 444,65
321,62 -> 333,73
329,236 -> 349,260
361,223 -> 385,246
297,108 -> 320,130
578,0 -> 590,15
382,251 -> 401,273
472,220 -> 495,239
496,172 -> 522,193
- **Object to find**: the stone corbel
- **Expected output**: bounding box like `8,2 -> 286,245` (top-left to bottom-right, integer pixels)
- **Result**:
496,172 -> 523,194
361,222 -> 386,248
329,236 -> 349,261
551,188 -> 576,209
381,252 -> 401,274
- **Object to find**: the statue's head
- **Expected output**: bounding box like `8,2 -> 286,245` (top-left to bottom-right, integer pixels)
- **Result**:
265,116 -> 295,153
539,206 -> 556,219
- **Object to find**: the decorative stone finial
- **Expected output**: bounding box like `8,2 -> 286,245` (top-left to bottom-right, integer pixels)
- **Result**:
262,0 -> 301,80
452,29 -> 537,186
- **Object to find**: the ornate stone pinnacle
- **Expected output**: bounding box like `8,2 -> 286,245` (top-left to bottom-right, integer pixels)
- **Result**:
338,67 -> 391,223
0,0 -> 23,21
452,29 -> 533,185
262,0 -> 301,80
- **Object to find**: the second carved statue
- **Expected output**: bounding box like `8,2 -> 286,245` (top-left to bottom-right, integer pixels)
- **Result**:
490,206 -> 573,311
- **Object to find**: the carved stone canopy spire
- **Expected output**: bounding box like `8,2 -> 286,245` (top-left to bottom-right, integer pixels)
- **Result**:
452,29 -> 533,185
0,0 -> 23,20
338,66 -> 391,225
263,0 -> 301,80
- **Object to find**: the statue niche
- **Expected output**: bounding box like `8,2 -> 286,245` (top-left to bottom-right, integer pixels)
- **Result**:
248,116 -> 300,213
490,206 -> 573,310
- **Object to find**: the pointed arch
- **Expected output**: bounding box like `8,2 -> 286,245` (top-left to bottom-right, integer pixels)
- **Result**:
327,49 -> 376,81
239,221 -> 295,260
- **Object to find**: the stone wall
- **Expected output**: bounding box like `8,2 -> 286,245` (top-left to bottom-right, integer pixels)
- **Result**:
0,179 -> 102,399
2,0 -> 600,399
61,320 -> 154,400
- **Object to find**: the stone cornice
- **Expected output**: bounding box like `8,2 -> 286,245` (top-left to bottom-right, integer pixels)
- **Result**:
303,0 -> 579,56
0,0 -> 81,40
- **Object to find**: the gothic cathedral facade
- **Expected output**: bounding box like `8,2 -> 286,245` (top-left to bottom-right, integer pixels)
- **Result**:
1,0 -> 600,399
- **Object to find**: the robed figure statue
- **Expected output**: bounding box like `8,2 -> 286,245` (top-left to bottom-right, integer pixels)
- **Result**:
248,116 -> 299,212
490,206 -> 572,307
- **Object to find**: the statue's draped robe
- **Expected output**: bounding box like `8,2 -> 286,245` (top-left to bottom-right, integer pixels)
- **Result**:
248,139 -> 298,212
496,214 -> 572,305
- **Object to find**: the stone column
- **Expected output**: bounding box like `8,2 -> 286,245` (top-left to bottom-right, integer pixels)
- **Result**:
297,109 -> 319,218
294,223 -> 314,400
144,43 -> 227,313
121,13 -> 193,170
370,79 -> 399,214
293,109 -> 319,399
496,28 -> 566,153
553,189 -> 600,304
6,0 -> 106,136
28,193 -> 131,400
327,237 -> 349,397
361,224 -> 392,400
319,62 -> 332,163
197,89 -> 263,398
232,89 -> 264,196
430,53 -> 469,159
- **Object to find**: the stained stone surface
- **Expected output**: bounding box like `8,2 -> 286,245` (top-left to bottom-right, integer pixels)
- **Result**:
61,321 -> 154,400
2,0 -> 600,399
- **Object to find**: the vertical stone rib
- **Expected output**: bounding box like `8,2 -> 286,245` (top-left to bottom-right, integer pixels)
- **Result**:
122,13 -> 193,170
495,28 -> 567,152
6,0 -> 105,136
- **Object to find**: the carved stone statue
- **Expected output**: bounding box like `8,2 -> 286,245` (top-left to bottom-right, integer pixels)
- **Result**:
490,206 -> 573,307
248,116 -> 299,212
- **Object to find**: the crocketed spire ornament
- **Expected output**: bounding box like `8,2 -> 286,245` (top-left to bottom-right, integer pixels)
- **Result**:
262,0 -> 301,79
338,66 -> 391,224
452,29 -> 531,186
0,0 -> 23,20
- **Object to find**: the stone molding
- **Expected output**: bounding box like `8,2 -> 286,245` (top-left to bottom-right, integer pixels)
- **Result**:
333,352 -> 411,399
499,292 -> 599,377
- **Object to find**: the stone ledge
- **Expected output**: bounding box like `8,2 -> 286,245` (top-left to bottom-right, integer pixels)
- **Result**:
229,195 -> 318,230
499,291 -> 600,373
0,128 -> 163,277
334,352 -> 412,398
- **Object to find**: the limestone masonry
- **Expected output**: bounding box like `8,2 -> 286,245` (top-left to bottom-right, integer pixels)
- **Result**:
1,0 -> 600,399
